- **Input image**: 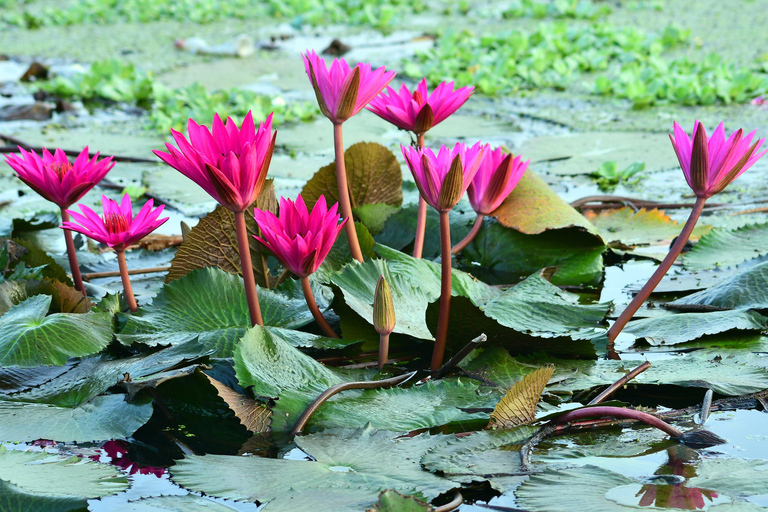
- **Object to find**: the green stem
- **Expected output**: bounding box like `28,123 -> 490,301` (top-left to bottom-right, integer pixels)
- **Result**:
451,213 -> 485,254
333,122 -> 363,262
60,208 -> 86,296
607,196 -> 706,344
234,210 -> 263,326
412,132 -> 427,259
431,210 -> 452,371
116,249 -> 137,312
301,276 -> 338,338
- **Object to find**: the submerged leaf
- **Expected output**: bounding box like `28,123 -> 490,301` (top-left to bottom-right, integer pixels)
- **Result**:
488,366 -> 554,429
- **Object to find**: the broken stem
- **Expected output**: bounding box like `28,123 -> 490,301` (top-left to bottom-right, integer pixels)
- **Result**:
431,210 -> 452,372
291,372 -> 416,435
588,361 -> 652,405
234,210 -> 263,327
433,333 -> 487,380
301,276 -> 338,338
81,266 -> 169,280
333,122 -> 363,262
60,208 -> 85,296
608,196 -> 706,343
451,213 -> 485,254
116,248 -> 137,312
412,132 -> 427,259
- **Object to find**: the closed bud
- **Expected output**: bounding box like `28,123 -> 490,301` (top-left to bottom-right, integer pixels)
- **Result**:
437,155 -> 464,210
373,275 -> 396,335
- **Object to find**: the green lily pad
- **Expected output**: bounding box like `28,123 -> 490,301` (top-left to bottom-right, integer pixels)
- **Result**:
171,426 -> 454,512
622,309 -> 768,345
669,260 -> 768,310
0,295 -> 113,367
117,267 -> 333,356
0,446 -> 126,511
353,203 -> 400,234
585,207 -> 710,249
368,490 -> 432,512
684,222 -> 768,270
122,495 -> 247,512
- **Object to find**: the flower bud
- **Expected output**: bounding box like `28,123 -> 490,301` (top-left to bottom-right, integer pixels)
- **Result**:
436,155 -> 464,210
373,275 -> 395,335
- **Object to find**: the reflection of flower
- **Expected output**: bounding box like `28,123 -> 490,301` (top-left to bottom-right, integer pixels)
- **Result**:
636,484 -> 718,510
91,440 -> 165,477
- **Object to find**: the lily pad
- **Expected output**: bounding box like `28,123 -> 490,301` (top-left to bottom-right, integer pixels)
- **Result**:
0,295 -> 113,367
585,207 -> 710,249
121,495 -> 246,512
368,490 -> 432,512
684,222 -> 768,270
669,260 -> 768,310
623,309 -> 768,345
118,267 -> 333,356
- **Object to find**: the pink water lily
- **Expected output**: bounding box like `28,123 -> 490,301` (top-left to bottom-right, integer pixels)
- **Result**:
153,111 -> 276,212
670,121 -> 766,198
367,79 -> 474,134
467,147 -> 529,215
62,194 -> 168,250
253,195 -> 346,278
401,142 -> 487,212
302,50 -> 396,124
5,146 -> 114,208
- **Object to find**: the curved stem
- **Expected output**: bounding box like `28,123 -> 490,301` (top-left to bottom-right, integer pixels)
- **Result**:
434,492 -> 463,512
301,276 -> 338,339
234,210 -> 263,327
60,208 -> 86,296
333,122 -> 363,262
377,333 -> 390,371
116,249 -> 138,312
431,210 -> 452,372
451,213 -> 485,255
291,372 -> 415,435
554,406 -> 684,439
412,132 -> 427,259
607,197 -> 706,343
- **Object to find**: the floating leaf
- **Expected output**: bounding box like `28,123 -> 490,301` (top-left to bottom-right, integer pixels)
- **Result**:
166,181 -> 278,286
367,490 -> 433,512
301,142 -> 403,210
492,170 -> 598,235
684,222 -> 768,270
121,495 -> 245,512
669,260 -> 768,310
353,203 -> 400,234
202,372 -> 271,433
585,207 -> 710,249
623,309 -> 768,345
488,366 -> 555,429
0,295 -> 112,367
118,268 -> 332,356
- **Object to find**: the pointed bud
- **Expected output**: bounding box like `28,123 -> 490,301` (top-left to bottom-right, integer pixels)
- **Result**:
413,103 -> 434,134
373,275 -> 395,335
689,123 -> 710,196
335,66 -> 361,122
437,155 -> 464,210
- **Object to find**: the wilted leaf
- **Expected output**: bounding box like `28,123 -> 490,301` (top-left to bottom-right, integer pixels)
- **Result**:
202,372 -> 271,433
492,170 -> 598,235
488,366 -> 555,428
684,222 -> 768,270
166,181 -> 278,287
301,142 -> 403,210
585,207 -> 710,249
367,490 -> 433,512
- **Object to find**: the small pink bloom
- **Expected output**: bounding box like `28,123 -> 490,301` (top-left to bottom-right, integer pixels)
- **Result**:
62,194 -> 168,250
670,121 -> 766,198
367,78 -> 474,134
153,111 -> 276,212
253,195 -> 347,277
302,50 -> 396,124
401,142 -> 487,211
4,146 -> 114,208
467,147 -> 529,214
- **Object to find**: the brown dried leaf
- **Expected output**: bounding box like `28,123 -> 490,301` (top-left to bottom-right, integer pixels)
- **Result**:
203,373 -> 272,433
488,366 -> 555,429
165,180 -> 279,287
301,142 -> 403,211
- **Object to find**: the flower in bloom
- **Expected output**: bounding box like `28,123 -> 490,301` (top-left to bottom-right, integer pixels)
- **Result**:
401,142 -> 488,211
253,195 -> 347,277
467,147 -> 529,215
62,194 -> 168,250
367,78 -> 474,134
4,146 -> 114,207
670,121 -> 766,198
302,50 -> 396,124
153,111 -> 276,212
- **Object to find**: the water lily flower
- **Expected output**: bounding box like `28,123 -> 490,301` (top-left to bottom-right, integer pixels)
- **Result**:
453,147 -> 529,254
253,194 -> 346,338
302,50 -> 395,263
367,79 -> 474,135
62,194 -> 168,312
153,111 -> 277,326
5,146 -> 115,295
608,121 -> 767,345
670,120 -> 765,198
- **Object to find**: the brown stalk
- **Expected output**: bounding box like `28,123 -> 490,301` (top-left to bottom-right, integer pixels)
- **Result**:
587,361 -> 651,405
451,213 -> 485,254
234,210 -> 263,326
333,122 -> 363,262
412,133 -> 427,259
431,210 -> 453,371
60,208 -> 85,296
300,276 -> 338,338
116,249 -> 137,312
81,266 -> 169,280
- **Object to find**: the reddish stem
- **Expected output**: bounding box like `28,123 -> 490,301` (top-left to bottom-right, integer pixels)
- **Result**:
554,406 -> 684,439
333,122 -> 363,262
608,196 -> 706,343
116,249 -> 137,312
301,276 -> 338,338
412,132 -> 427,259
451,213 -> 485,255
431,210 -> 452,371
234,210 -> 263,327
60,208 -> 86,296
378,332 -> 390,371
